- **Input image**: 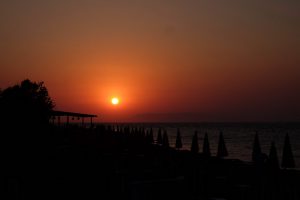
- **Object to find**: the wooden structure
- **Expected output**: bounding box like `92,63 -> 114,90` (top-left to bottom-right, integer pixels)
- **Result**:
51,110 -> 97,126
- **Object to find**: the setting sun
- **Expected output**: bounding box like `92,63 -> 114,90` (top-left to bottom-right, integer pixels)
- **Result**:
111,97 -> 120,105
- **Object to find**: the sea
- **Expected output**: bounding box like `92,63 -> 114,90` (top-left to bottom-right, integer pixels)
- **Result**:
100,122 -> 300,169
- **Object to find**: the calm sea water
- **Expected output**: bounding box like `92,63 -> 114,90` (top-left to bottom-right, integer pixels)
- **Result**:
102,122 -> 300,168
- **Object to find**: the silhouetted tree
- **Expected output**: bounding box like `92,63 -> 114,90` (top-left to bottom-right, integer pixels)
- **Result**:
0,79 -> 54,128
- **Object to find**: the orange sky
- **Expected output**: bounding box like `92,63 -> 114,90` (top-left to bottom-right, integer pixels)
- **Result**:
1,1 -> 300,122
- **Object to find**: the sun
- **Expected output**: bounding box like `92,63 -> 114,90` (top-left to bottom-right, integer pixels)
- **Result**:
111,97 -> 120,105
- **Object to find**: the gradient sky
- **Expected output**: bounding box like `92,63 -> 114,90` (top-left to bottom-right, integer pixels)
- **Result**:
1,1 -> 300,122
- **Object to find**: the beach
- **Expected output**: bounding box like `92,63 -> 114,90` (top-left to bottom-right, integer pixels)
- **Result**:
4,123 -> 299,200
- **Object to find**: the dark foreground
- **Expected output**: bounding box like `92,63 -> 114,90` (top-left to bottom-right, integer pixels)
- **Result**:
3,125 -> 300,200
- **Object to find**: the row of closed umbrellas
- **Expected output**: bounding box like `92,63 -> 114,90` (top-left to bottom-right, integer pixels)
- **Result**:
144,128 -> 295,169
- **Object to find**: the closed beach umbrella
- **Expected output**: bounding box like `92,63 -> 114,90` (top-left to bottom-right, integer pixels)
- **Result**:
252,132 -> 262,163
191,131 -> 199,153
131,127 -> 135,134
267,141 -> 279,170
281,133 -> 295,169
175,128 -> 183,149
157,128 -> 163,144
217,131 -> 228,158
203,132 -> 211,157
162,129 -> 169,148
149,127 -> 154,143
145,129 -> 150,143
143,128 -> 147,138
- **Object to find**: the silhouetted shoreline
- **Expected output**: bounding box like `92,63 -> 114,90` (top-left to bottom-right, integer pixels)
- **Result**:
3,124 -> 300,200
